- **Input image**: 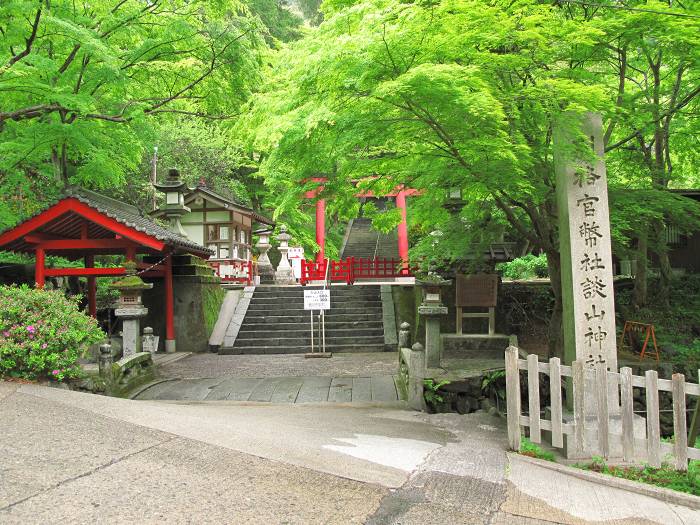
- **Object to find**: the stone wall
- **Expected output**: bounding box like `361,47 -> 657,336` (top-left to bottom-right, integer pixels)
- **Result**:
143,254 -> 224,353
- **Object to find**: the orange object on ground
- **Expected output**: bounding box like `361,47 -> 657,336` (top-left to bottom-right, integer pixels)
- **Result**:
619,321 -> 660,361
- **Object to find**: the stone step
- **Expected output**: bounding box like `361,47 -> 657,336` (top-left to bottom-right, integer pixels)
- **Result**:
242,313 -> 384,323
246,305 -> 383,315
236,327 -> 385,339
247,300 -> 383,308
252,289 -> 381,298
232,337 -> 386,349
239,321 -> 385,331
220,344 -> 386,355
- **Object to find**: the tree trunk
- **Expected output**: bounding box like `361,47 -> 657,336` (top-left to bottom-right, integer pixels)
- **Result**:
652,220 -> 673,306
633,230 -> 648,309
546,249 -> 564,360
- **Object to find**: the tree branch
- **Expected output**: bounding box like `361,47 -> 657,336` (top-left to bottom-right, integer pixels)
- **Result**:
2,6 -> 42,73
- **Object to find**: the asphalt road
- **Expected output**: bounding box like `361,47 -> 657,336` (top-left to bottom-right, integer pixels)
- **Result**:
1,381 -> 697,524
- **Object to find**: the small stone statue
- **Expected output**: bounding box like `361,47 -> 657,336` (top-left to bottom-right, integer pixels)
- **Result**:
141,327 -> 159,354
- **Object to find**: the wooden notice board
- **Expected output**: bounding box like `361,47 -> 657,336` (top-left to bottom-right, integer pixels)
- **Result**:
456,274 -> 499,308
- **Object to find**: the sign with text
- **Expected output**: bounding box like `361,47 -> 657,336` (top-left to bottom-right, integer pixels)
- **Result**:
304,289 -> 330,311
555,112 -> 617,375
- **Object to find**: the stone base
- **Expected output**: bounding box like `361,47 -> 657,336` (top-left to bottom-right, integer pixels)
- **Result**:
441,334 -> 511,359
165,339 -> 176,353
543,408 -> 647,461
275,268 -> 296,285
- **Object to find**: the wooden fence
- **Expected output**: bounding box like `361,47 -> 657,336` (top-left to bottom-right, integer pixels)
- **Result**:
505,346 -> 700,470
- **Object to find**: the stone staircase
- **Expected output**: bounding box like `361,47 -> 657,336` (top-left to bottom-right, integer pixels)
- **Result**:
221,285 -> 386,354
341,218 -> 399,260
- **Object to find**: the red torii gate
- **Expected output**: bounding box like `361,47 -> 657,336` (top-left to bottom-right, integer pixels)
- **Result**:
0,188 -> 212,352
304,178 -> 420,269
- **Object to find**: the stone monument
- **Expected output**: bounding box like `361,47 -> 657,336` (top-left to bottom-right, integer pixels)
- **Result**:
555,113 -> 618,385
110,261 -> 153,358
552,112 -> 644,459
274,225 -> 296,285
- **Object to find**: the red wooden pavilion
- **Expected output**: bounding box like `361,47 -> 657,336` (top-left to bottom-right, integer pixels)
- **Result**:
0,187 -> 212,351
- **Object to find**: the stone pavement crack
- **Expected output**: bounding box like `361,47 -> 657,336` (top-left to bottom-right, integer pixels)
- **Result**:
0,436 -> 179,513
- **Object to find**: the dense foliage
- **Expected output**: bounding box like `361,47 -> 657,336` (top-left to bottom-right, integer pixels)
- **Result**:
1,0 -> 699,360
0,285 -> 104,381
240,0 -> 700,354
497,255 -> 549,281
0,0 -> 302,229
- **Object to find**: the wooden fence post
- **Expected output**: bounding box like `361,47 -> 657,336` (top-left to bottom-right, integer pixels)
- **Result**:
688,369 -> 700,446
672,373 -> 688,471
645,369 -> 661,468
620,366 -> 635,462
505,346 -> 521,451
549,357 -> 563,448
527,353 -> 541,443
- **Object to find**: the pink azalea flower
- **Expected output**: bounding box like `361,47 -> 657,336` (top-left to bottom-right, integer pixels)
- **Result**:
26,325 -> 35,333
51,370 -> 59,376
2,331 -> 8,337
41,343 -> 48,349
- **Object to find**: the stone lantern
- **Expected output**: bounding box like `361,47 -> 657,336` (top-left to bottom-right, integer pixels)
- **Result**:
274,225 -> 295,285
416,266 -> 451,369
110,261 -> 153,357
443,187 -> 465,216
154,168 -> 190,237
255,227 -> 274,283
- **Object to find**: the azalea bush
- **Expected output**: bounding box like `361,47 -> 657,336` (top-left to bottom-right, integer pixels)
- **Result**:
0,285 -> 104,381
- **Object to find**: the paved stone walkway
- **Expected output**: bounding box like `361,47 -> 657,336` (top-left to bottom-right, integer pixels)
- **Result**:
157,352 -> 398,379
135,375 -> 400,403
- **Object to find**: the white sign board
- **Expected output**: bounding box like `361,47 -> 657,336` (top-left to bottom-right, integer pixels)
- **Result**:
304,289 -> 330,311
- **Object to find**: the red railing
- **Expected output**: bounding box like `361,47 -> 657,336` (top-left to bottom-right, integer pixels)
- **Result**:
209,260 -> 255,285
300,257 -> 410,285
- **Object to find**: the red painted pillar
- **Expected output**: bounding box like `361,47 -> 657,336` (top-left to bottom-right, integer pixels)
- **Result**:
125,246 -> 136,262
396,190 -> 409,273
315,198 -> 326,263
35,248 -> 45,288
164,254 -> 176,353
85,255 -> 97,318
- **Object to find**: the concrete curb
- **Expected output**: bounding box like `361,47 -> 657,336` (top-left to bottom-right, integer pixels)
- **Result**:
509,452 -> 700,510
221,285 -> 255,351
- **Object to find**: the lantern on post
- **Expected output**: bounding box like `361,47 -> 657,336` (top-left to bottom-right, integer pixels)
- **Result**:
154,168 -> 190,237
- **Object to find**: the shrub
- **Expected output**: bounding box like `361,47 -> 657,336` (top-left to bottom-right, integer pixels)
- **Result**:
0,285 -> 104,381
496,254 -> 549,280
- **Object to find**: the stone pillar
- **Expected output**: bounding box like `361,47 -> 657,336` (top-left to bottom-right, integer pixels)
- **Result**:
416,275 -> 450,369
398,321 -> 411,349
275,225 -> 296,285
407,342 -> 426,411
555,112 -> 618,410
98,343 -> 114,378
419,303 -> 447,368
255,229 -> 275,283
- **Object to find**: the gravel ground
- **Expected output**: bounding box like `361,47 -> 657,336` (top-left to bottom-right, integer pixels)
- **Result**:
158,352 -> 399,379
